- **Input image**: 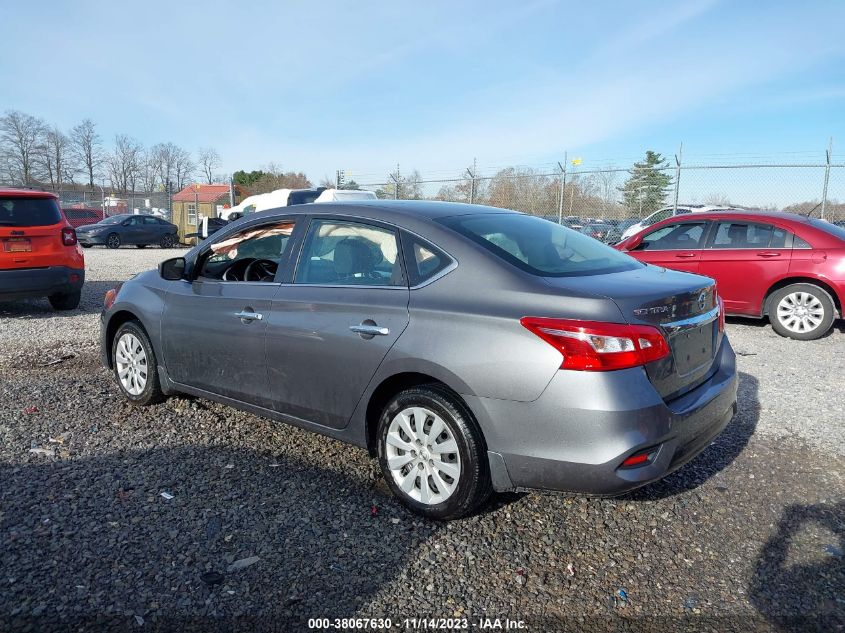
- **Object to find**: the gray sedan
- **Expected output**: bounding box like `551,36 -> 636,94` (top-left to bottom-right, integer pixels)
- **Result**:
77,214 -> 178,249
100,201 -> 737,519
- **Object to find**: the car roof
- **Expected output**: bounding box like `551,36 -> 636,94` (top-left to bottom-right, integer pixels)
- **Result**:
0,188 -> 59,199
301,199 -> 516,220
666,209 -> 813,224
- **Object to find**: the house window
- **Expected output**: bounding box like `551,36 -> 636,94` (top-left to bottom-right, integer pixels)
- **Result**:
187,202 -> 197,225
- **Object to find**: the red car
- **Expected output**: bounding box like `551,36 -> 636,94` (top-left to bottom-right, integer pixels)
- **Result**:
62,206 -> 104,229
0,189 -> 85,310
615,210 -> 845,340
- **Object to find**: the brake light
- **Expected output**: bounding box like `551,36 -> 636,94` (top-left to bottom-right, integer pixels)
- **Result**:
520,317 -> 670,371
61,227 -> 77,246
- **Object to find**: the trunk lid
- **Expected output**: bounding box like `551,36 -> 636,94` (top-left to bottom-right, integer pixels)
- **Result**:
543,265 -> 721,400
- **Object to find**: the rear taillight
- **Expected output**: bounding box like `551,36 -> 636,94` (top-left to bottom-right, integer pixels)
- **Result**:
61,227 -> 77,246
520,317 -> 670,371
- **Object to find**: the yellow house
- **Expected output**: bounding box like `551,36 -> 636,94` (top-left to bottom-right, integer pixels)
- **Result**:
171,183 -> 247,243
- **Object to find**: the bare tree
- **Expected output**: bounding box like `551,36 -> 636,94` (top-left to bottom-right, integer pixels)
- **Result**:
198,147 -> 221,184
70,119 -> 102,187
0,110 -> 45,185
174,147 -> 195,190
107,134 -> 143,192
138,149 -> 160,192
39,125 -> 76,188
150,142 -> 177,189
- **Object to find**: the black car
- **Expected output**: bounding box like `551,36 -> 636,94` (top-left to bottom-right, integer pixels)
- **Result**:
76,214 -> 179,249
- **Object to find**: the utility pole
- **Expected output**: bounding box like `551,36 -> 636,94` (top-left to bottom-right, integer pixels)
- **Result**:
821,138 -> 833,221
672,142 -> 683,215
557,152 -> 567,224
465,157 -> 477,204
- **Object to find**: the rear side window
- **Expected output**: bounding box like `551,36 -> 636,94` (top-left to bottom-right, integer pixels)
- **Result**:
440,213 -> 640,277
709,222 -> 787,249
0,197 -> 62,227
402,234 -> 452,286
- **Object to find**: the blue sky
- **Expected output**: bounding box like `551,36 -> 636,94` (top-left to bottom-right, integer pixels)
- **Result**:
2,0 -> 844,190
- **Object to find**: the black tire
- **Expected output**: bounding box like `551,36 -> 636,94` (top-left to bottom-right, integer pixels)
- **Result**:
111,320 -> 165,406
48,289 -> 81,311
135,244 -> 147,249
767,283 -> 835,341
377,385 -> 492,520
160,233 -> 175,248
106,233 -> 121,249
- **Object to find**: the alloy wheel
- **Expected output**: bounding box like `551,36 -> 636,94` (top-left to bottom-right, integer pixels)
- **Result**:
776,291 -> 825,334
385,407 -> 461,505
107,234 -> 120,249
115,332 -> 148,396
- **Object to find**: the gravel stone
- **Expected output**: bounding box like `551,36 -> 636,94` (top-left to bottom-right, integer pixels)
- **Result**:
1,248 -> 843,631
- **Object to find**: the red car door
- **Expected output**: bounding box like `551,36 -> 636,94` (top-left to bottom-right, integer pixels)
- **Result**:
624,220 -> 709,274
698,221 -> 792,315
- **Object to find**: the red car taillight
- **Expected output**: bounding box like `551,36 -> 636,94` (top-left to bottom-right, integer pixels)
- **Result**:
520,317 -> 670,371
61,227 -> 77,246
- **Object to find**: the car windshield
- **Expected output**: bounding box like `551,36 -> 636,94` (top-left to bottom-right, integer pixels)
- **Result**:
810,219 -> 845,242
0,196 -> 62,226
99,215 -> 129,224
441,213 -> 642,277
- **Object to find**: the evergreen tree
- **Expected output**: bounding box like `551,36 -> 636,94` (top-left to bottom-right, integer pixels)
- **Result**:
619,151 -> 673,217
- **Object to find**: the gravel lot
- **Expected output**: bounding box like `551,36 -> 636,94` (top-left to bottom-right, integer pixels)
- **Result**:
1,248 -> 843,631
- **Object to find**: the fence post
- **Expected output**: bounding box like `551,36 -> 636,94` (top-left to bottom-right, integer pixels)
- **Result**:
672,142 -> 682,215
557,152 -> 567,224
821,138 -> 832,221
466,157 -> 477,204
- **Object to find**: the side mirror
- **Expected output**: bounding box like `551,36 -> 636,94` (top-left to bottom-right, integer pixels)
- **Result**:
160,257 -> 186,281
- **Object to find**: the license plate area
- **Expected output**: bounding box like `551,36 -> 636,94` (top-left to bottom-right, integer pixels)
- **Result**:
670,323 -> 716,377
3,238 -> 32,252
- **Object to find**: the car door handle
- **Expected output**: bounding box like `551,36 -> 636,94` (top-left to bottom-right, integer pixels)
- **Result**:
756,252 -> 781,258
674,252 -> 697,258
349,324 -> 390,336
235,309 -> 263,322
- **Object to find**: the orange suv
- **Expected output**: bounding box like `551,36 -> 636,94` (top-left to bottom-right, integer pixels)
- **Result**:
0,189 -> 85,310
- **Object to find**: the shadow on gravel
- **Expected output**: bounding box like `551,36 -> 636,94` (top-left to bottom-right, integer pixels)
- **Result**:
0,445 -> 434,631
750,502 -> 845,631
0,280 -> 122,318
626,371 -> 759,501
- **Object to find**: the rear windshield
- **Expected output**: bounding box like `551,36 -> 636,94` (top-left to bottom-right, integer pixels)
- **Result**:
441,213 -> 642,277
810,219 -> 845,242
0,196 -> 62,227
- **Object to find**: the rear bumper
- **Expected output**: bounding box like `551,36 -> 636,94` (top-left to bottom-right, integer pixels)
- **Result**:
0,266 -> 85,300
468,336 -> 738,494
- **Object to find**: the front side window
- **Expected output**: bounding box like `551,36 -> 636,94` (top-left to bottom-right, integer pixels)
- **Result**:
441,213 -> 640,277
636,222 -> 707,251
197,221 -> 296,282
295,220 -> 404,286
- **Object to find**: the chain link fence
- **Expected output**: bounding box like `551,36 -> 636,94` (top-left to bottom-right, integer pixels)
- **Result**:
353,162 -> 845,225
0,185 -> 173,221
